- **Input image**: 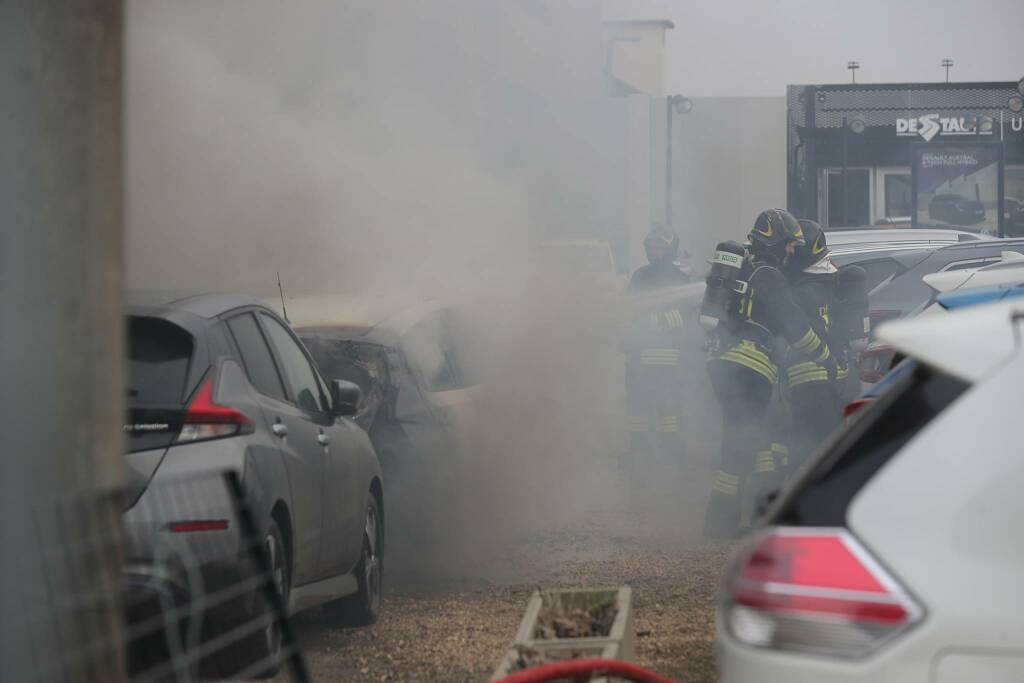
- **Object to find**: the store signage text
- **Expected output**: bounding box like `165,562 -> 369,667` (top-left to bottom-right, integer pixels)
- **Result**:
920,151 -> 978,170
895,114 -> 993,142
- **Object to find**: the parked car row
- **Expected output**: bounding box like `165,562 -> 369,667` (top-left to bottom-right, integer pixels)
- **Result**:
846,280 -> 1024,420
808,232 -> 1024,388
866,238 -> 1024,321
855,249 -> 1024,385
122,239 -> 622,676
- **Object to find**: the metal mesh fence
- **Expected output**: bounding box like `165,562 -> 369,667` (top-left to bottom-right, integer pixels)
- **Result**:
12,472 -> 309,682
8,488 -> 125,683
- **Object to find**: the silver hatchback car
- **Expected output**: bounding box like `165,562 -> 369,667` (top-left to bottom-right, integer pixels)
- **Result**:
123,291 -> 384,677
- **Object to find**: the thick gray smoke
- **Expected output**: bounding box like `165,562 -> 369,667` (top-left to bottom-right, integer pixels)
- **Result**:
127,1 -> 715,585
126,1 -> 535,297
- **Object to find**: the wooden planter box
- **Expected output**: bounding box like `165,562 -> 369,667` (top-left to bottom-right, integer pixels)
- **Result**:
491,587 -> 634,682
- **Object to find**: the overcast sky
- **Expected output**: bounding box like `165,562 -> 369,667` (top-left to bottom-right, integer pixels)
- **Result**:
605,0 -> 1024,97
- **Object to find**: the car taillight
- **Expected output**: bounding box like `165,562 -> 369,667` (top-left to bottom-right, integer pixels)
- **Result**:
859,344 -> 895,384
723,527 -> 922,657
175,377 -> 253,444
843,397 -> 872,423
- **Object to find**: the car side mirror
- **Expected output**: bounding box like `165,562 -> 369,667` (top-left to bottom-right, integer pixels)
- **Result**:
330,379 -> 362,417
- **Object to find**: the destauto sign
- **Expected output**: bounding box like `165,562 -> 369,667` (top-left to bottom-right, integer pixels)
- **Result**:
896,114 -> 994,142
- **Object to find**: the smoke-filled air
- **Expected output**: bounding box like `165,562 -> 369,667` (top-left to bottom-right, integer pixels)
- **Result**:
126,0 -> 719,585
11,0 -> 1023,681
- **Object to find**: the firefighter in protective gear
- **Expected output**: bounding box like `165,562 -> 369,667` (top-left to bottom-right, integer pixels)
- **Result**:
779,219 -> 842,477
629,225 -> 691,291
703,209 -> 837,539
623,225 -> 691,463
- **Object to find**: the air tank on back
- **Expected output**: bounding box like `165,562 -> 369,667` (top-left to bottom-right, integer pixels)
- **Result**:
699,240 -> 747,331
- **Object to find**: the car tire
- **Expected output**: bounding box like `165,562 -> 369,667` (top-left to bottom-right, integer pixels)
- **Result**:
207,519 -> 289,679
325,495 -> 383,626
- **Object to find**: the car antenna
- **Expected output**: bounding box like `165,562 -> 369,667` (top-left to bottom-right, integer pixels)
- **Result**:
277,271 -> 290,323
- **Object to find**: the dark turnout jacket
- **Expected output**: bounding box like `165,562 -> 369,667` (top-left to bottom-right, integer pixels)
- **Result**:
712,254 -> 832,384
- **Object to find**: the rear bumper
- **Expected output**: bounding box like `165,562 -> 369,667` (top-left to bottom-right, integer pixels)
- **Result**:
123,555 -> 258,628
123,558 -> 260,678
718,620 -> 862,682
122,458 -> 259,626
716,614 -> 930,682
124,563 -> 188,617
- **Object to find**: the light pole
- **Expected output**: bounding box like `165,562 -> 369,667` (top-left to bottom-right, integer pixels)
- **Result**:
665,94 -> 693,231
847,61 -> 860,84
942,58 -> 954,83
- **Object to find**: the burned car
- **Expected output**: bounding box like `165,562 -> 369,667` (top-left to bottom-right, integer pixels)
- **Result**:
279,298 -> 480,472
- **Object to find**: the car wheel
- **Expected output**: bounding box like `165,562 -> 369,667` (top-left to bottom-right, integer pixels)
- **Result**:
255,520 -> 289,676
325,496 -> 383,626
208,519 -> 289,679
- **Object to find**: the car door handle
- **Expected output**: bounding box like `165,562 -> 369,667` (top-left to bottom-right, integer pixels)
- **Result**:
317,432 -> 329,446
272,422 -> 288,437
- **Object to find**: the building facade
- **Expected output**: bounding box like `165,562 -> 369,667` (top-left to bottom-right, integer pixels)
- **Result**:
788,80 -> 1024,236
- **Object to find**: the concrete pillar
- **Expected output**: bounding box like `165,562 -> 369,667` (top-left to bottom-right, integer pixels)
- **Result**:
0,1 -> 125,680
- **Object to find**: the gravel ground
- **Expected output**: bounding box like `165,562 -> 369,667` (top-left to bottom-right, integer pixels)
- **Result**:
275,542 -> 732,683
269,450 -> 736,683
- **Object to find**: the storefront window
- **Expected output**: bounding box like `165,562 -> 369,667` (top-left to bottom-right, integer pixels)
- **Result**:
884,174 -> 912,218
1006,166 -> 1024,238
826,169 -> 870,227
913,144 -> 1001,235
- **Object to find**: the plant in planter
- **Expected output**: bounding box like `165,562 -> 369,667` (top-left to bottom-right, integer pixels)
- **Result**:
534,589 -> 618,639
492,587 -> 634,682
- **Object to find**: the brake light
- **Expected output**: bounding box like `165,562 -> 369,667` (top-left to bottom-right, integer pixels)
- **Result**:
859,344 -> 895,384
843,397 -> 872,423
175,377 -> 253,444
723,528 -> 922,657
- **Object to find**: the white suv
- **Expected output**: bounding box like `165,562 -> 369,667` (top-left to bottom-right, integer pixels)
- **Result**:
915,250 -> 1024,317
717,298 -> 1024,681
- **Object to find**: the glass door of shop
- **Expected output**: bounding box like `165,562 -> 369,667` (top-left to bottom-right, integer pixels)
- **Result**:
877,168 -> 912,223
824,168 -> 871,227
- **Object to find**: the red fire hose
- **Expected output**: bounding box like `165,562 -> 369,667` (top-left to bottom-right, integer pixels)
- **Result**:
491,657 -> 675,683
